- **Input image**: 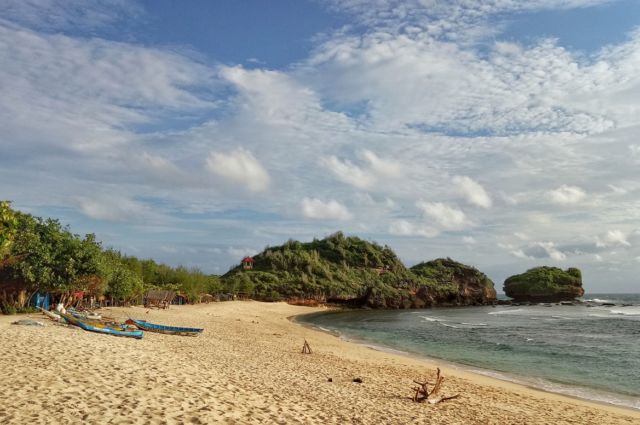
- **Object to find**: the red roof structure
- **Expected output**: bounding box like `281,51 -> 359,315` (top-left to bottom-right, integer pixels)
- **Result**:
241,256 -> 255,263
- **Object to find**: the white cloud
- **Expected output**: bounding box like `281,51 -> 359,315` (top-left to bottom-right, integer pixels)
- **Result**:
416,201 -> 468,230
301,198 -> 352,221
510,249 -> 530,259
514,232 -> 529,240
607,184 -> 628,195
306,3 -> 640,138
453,176 -> 492,208
463,236 -> 476,244
361,150 -> 402,178
0,21 -> 214,155
533,242 -> 566,261
547,185 -> 586,204
505,241 -> 567,261
596,230 -> 630,247
542,242 -> 567,261
206,148 -> 270,192
77,196 -> 150,222
388,220 -> 438,237
320,156 -> 374,189
321,149 -> 402,190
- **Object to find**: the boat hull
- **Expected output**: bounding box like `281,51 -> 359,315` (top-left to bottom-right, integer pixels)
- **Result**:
127,319 -> 203,336
38,307 -> 64,323
62,314 -> 144,339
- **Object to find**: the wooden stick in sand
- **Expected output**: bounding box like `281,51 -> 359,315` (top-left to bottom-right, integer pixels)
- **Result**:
301,339 -> 312,354
412,368 -> 460,404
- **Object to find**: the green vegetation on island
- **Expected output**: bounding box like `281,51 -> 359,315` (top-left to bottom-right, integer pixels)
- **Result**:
503,266 -> 584,302
410,258 -> 497,305
221,232 -> 497,308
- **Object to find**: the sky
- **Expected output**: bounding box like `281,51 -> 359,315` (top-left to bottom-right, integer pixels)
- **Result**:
1,0 -> 639,292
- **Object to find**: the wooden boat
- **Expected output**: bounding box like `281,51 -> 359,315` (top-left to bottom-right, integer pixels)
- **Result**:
126,318 -> 203,336
38,307 -> 64,323
62,314 -> 144,339
68,307 -> 102,320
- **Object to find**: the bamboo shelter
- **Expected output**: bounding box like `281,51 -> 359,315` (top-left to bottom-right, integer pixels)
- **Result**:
144,290 -> 176,309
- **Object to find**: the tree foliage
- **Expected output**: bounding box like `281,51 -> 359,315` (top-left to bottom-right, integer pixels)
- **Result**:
0,203 -> 219,310
0,200 -> 18,260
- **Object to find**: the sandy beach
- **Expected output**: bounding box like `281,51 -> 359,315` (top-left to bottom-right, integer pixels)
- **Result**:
1,301 -> 638,424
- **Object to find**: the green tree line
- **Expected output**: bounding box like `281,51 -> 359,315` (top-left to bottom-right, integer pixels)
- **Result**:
0,201 -> 220,313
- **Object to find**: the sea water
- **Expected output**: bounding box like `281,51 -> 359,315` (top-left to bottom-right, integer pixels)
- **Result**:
298,294 -> 640,409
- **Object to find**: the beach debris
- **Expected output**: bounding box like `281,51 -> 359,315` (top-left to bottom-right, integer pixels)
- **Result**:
327,377 -> 333,382
412,368 -> 459,404
352,378 -> 363,383
301,339 -> 312,354
12,319 -> 45,327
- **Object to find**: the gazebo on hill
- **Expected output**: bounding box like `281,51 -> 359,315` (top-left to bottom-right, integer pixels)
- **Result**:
241,256 -> 255,270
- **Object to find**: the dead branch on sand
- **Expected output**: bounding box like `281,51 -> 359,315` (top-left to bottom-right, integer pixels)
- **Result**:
412,368 -> 460,404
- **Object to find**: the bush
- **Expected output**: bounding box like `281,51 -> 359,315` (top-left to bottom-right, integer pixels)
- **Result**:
17,306 -> 38,314
1,303 -> 17,315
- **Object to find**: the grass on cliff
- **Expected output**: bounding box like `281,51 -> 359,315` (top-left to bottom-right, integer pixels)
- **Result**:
221,232 -> 494,304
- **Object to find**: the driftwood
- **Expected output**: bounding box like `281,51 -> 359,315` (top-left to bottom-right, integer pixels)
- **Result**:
301,339 -> 312,354
412,368 -> 460,404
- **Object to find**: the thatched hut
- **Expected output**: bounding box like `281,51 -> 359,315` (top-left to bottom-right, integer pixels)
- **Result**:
144,290 -> 176,309
200,293 -> 215,303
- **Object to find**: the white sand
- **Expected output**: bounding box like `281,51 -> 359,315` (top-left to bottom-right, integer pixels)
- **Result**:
1,301 -> 638,424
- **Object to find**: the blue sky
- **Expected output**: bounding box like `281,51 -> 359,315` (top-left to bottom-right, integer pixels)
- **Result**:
1,0 -> 640,291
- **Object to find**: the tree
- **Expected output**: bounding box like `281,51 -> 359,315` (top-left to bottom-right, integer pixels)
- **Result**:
105,265 -> 144,303
7,213 -> 104,294
0,201 -> 18,264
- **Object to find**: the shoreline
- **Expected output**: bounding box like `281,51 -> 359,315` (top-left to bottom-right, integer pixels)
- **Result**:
1,301 -> 639,424
292,310 -> 640,413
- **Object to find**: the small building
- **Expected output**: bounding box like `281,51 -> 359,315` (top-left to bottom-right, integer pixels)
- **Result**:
145,290 -> 176,309
241,256 -> 255,270
173,293 -> 187,305
31,292 -> 51,310
199,293 -> 215,303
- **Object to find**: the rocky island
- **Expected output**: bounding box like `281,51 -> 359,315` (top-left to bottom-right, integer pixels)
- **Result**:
221,232 -> 496,308
410,258 -> 497,306
503,266 -> 584,302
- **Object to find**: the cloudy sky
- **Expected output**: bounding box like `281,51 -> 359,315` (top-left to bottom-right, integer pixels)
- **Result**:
1,0 -> 639,292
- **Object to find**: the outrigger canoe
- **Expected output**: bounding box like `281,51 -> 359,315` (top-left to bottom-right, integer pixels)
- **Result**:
62,314 -> 144,339
126,318 -> 203,336
67,307 -> 102,320
37,307 -> 64,323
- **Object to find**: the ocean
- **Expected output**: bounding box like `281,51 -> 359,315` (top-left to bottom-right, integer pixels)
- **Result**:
298,294 -> 640,410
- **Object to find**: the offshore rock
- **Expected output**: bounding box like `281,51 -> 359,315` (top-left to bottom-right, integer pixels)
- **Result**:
503,266 -> 584,302
410,258 -> 497,306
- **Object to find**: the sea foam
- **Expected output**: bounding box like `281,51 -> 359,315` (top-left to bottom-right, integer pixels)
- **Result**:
488,309 -> 524,315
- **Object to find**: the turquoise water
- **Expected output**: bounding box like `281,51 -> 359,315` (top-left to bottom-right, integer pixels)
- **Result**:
298,294 -> 640,409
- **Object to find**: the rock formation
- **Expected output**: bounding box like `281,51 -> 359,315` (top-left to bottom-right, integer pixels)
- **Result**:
221,233 -> 497,308
410,258 -> 497,306
503,266 -> 584,302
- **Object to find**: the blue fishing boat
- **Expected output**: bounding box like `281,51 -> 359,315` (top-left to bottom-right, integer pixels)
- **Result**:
62,314 -> 144,339
126,318 -> 203,336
